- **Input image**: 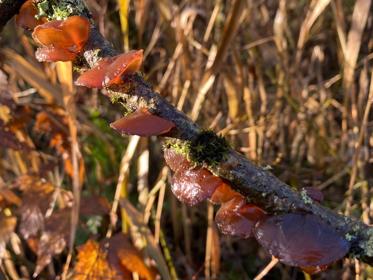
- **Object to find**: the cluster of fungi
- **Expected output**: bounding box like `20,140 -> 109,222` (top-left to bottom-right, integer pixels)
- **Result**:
16,0 -> 351,275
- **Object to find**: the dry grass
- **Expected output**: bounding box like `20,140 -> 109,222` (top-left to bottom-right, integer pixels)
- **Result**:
0,0 -> 373,279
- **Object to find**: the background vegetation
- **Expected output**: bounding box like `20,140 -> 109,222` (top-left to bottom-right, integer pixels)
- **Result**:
0,0 -> 372,279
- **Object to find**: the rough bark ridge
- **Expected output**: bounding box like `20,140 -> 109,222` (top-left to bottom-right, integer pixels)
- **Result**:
1,0 -> 373,266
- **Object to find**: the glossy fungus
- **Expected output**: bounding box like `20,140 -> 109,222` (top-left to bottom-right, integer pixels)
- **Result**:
163,148 -> 190,172
104,50 -> 143,87
209,182 -> 242,205
215,197 -> 266,238
16,0 -> 46,30
254,213 -> 350,267
300,265 -> 328,275
171,167 -> 223,206
75,58 -> 114,88
75,50 -> 143,88
32,16 -> 90,62
110,108 -> 175,137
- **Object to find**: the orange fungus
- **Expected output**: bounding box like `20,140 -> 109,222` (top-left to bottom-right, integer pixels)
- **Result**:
75,58 -> 114,88
32,16 -> 90,62
110,108 -> 175,137
16,0 -> 46,30
75,50 -> 143,88
215,197 -> 266,238
209,183 -> 242,205
171,167 -> 222,206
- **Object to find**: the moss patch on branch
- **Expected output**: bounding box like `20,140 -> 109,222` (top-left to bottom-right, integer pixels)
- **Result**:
36,0 -> 88,20
166,130 -> 230,168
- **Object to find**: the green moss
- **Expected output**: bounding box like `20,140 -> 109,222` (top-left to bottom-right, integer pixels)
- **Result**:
165,130 -> 230,168
189,131 -> 229,167
36,0 -> 88,20
300,189 -> 313,205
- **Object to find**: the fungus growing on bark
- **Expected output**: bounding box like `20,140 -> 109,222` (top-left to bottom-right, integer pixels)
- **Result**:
110,108 -> 175,137
163,148 -> 190,173
163,148 -> 228,206
75,50 -> 143,88
75,58 -> 114,88
209,182 -> 243,205
215,197 -> 266,238
254,213 -> 350,268
32,16 -> 90,62
171,167 -> 222,206
16,0 -> 46,30
300,265 -> 328,275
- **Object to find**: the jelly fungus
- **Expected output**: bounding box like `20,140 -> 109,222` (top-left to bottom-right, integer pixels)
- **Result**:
104,50 -> 143,87
163,148 -> 190,173
16,0 -> 46,30
75,50 -> 143,88
304,187 -> 324,203
110,108 -> 175,137
254,213 -> 350,267
32,16 -> 90,62
171,167 -> 223,207
75,58 -> 114,88
215,197 -> 266,238
301,265 -> 328,275
209,183 -> 243,205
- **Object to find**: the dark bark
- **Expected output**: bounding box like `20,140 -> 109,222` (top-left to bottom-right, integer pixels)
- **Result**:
0,0 -> 26,32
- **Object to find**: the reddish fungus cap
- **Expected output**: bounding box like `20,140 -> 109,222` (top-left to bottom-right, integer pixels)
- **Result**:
75,58 -> 114,89
209,183 -> 243,205
300,265 -> 328,275
215,197 -> 266,238
103,50 -> 143,87
32,16 -> 90,62
254,213 -> 350,267
163,148 -> 191,173
75,50 -> 143,88
171,167 -> 222,207
110,108 -> 175,137
16,0 -> 46,30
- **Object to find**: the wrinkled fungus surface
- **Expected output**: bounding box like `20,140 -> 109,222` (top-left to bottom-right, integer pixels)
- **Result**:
301,265 -> 328,275
104,50 -> 143,87
75,58 -> 114,88
171,167 -> 222,207
16,0 -> 46,30
254,213 -> 350,267
110,108 -> 175,137
75,50 -> 143,88
32,16 -> 90,62
163,148 -> 190,172
209,183 -> 242,205
215,197 -> 266,238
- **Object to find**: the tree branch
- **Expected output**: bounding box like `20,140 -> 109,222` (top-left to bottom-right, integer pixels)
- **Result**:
45,0 -> 373,266
0,0 -> 26,32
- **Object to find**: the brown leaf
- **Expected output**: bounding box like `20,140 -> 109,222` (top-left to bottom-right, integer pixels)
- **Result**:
16,175 -> 55,239
0,124 -> 32,151
103,233 -> 156,280
33,209 -> 71,277
80,195 -> 110,216
73,240 -> 122,280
